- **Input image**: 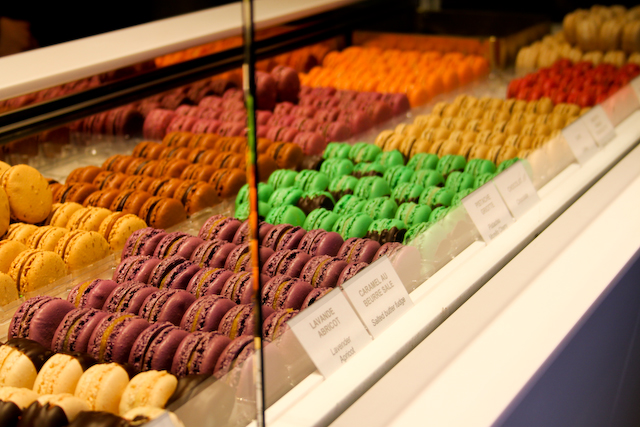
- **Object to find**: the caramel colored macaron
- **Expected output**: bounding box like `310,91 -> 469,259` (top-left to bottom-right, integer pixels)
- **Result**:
125,158 -> 159,177
1,165 -> 53,224
148,178 -> 185,198
83,190 -> 121,209
188,134 -> 219,149
110,190 -> 152,216
209,168 -> 247,199
153,159 -> 191,179
0,187 -> 9,238
98,212 -> 148,252
67,207 -> 112,232
139,196 -> 187,229
173,181 -> 220,215
266,142 -> 303,169
5,223 -> 39,244
180,164 -> 218,182
46,202 -> 84,228
66,166 -> 103,184
0,240 -> 27,273
257,154 -> 278,182
119,175 -> 155,192
9,248 -> 68,293
162,131 -> 193,147
54,183 -> 99,205
26,226 -> 69,252
55,230 -> 111,271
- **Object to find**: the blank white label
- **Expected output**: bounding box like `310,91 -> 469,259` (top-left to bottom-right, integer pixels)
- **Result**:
561,119 -> 598,163
493,161 -> 539,219
582,105 -> 615,146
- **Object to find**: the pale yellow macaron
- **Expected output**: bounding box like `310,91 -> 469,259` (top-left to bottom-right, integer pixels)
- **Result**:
119,370 -> 178,415
0,386 -> 39,408
33,353 -> 86,395
36,394 -> 90,424
75,363 -> 129,414
0,345 -> 40,388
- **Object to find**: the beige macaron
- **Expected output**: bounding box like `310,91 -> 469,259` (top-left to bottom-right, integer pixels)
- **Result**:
36,394 -> 90,424
1,164 -> 53,224
119,370 -> 178,415
0,386 -> 39,408
0,345 -> 40,388
33,353 -> 86,395
75,363 -> 130,414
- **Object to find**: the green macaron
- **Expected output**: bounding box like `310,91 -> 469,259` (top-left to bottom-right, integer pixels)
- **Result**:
319,158 -> 354,179
328,175 -> 359,199
419,186 -> 455,208
267,169 -> 298,189
354,176 -> 391,199
349,143 -> 382,163
375,150 -> 405,169
464,159 -> 497,176
384,165 -> 415,188
474,173 -> 495,189
429,206 -> 450,223
235,201 -> 271,221
436,154 -> 467,177
366,218 -> 407,244
451,188 -> 475,207
445,171 -> 475,192
407,153 -> 439,171
333,194 -> 366,215
332,212 -> 374,239
391,183 -> 425,205
303,208 -> 340,231
411,169 -> 445,187
236,182 -> 274,209
362,197 -> 398,220
294,170 -> 330,192
395,202 -> 432,227
323,142 -> 352,159
404,221 -> 434,244
496,157 -> 520,174
268,187 -> 304,206
266,205 -> 306,227
352,161 -> 386,177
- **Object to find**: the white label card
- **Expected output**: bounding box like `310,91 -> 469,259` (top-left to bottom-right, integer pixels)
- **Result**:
341,256 -> 413,338
582,105 -> 615,146
461,182 -> 514,243
288,287 -> 372,378
561,119 -> 598,163
601,84 -> 640,126
492,161 -> 539,219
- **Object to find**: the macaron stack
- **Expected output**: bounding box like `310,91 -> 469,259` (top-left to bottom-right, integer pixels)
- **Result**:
373,94 -> 586,164
300,46 -> 489,107
0,338 -> 192,426
516,5 -> 640,71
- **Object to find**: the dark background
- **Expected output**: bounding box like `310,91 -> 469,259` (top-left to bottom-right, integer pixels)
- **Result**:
3,0 -> 640,48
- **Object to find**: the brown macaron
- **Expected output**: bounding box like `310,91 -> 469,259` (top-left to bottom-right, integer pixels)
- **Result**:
148,178 -> 185,198
152,159 -> 190,178
139,196 -> 187,229
162,131 -> 192,147
83,189 -> 121,209
159,146 -> 193,161
188,134 -> 219,149
125,158 -> 158,177
256,154 -> 278,182
66,166 -> 103,184
92,172 -> 127,190
173,181 -> 220,215
110,190 -> 152,216
132,141 -> 165,159
111,156 -> 137,174
209,168 -> 247,199
266,142 -> 303,169
118,175 -> 155,192
180,164 -> 218,182
210,152 -> 245,170
54,183 -> 99,205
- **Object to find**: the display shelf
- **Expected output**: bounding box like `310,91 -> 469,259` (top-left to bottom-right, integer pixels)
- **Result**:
247,110 -> 640,427
330,126 -> 640,427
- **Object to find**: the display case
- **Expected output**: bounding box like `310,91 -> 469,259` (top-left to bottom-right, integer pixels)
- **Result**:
1,1 -> 639,427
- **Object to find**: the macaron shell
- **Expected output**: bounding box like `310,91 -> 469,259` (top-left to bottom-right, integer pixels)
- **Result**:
0,240 -> 27,274
98,213 -> 148,252
1,165 -> 53,223
33,354 -> 85,395
0,187 -> 10,237
74,363 -> 129,413
0,345 -> 39,388
54,230 -> 111,271
119,370 -> 178,415
9,249 -> 68,294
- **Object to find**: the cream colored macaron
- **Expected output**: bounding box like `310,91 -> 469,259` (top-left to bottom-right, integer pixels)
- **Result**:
119,370 -> 178,415
75,363 -> 129,414
0,386 -> 39,408
33,353 -> 86,395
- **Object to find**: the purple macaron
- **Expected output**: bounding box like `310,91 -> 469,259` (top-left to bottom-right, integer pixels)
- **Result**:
262,275 -> 313,310
198,215 -> 242,242
301,287 -> 333,309
261,224 -> 307,251
153,232 -> 204,260
299,255 -> 349,288
51,308 -> 109,354
128,321 -> 189,372
336,262 -> 369,286
262,249 -> 312,278
189,240 -> 237,269
185,267 -> 235,298
180,295 -> 237,332
103,281 -> 157,314
148,256 -> 201,290
297,229 -> 344,257
263,308 -> 298,341
213,335 -> 255,379
224,243 -> 274,273
171,331 -> 232,377
121,227 -> 167,259
112,255 -> 162,284
217,304 -> 275,339
220,271 -> 269,305
67,279 -> 119,310
87,312 -> 150,363
9,296 -> 76,350
232,220 -> 275,245
139,289 -> 196,326
336,237 -> 381,264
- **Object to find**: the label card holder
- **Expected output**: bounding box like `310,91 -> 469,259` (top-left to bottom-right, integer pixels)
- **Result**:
461,182 -> 514,243
492,161 -> 539,219
288,287 -> 372,378
561,119 -> 598,163
581,105 -> 615,146
600,84 -> 640,126
341,257 -> 413,339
